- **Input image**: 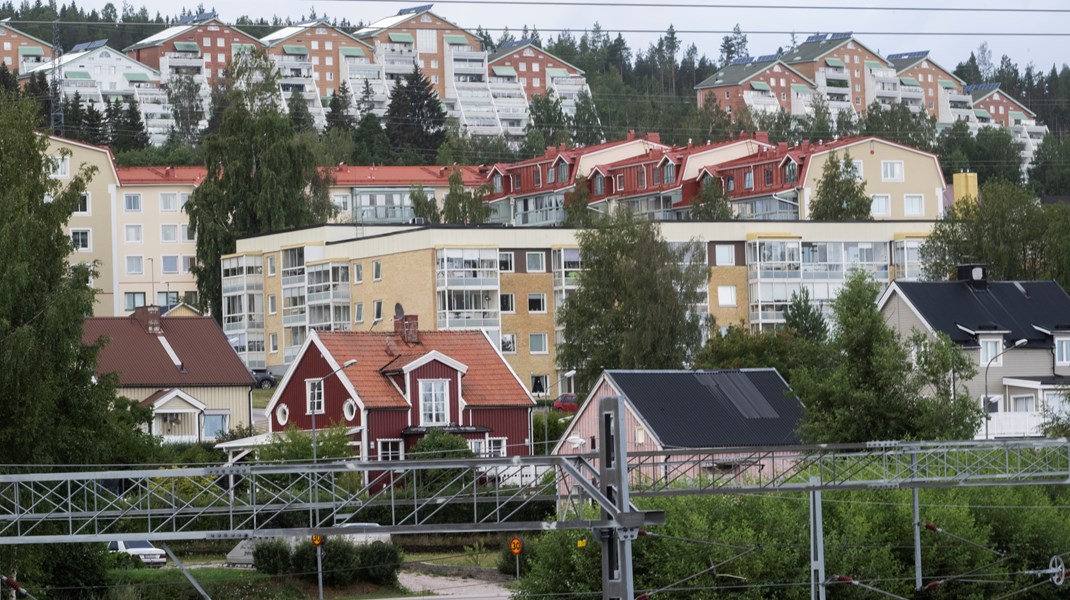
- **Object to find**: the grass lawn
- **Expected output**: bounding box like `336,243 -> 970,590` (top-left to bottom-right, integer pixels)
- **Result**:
252,387 -> 274,409
406,551 -> 499,569
111,567 -> 417,599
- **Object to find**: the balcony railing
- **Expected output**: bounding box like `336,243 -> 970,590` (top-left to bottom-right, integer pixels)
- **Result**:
355,205 -> 414,224
982,411 -> 1044,439
515,206 -> 565,226
436,310 -> 500,329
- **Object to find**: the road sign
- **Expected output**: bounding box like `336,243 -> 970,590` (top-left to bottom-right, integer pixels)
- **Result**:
311,535 -> 325,546
510,536 -> 523,555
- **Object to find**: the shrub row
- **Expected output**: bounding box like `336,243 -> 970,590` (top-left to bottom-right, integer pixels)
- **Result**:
252,538 -> 402,587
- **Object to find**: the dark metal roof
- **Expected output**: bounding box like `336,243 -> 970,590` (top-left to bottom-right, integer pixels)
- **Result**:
604,369 -> 803,448
694,56 -> 778,89
964,82 -> 1002,102
886,50 -> 929,72
893,279 -> 1070,348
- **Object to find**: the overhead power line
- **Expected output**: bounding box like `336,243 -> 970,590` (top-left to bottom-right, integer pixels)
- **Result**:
319,0 -> 1070,14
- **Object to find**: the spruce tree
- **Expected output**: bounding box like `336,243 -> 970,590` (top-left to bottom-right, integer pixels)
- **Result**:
808,151 -> 870,220
384,67 -> 446,164
287,91 -> 316,134
0,63 -> 17,93
122,99 -> 151,150
82,103 -> 108,146
351,111 -> 395,165
325,80 -> 354,132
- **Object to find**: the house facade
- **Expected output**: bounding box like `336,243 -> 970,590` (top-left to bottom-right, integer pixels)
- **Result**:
878,266 -> 1070,439
328,164 -> 486,224
261,19 -> 373,102
487,39 -> 591,116
0,20 -> 51,74
124,14 -> 264,85
265,320 -> 535,461
84,305 -> 254,442
694,57 -> 815,117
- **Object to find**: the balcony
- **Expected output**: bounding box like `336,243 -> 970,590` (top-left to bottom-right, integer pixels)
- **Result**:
981,411 -> 1043,439
355,204 -> 414,224
822,67 -> 849,81
223,314 -> 264,332
436,310 -> 500,330
436,269 -> 499,289
162,53 -> 203,68
743,91 -> 779,113
515,206 -> 565,226
875,83 -> 899,97
899,85 -> 923,99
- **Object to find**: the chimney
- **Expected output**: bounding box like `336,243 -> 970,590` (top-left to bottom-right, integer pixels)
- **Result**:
648,132 -> 661,144
755,131 -> 769,144
133,305 -> 163,335
956,264 -> 989,290
777,142 -> 788,153
801,140 -> 810,153
393,314 -> 420,344
627,129 -> 635,140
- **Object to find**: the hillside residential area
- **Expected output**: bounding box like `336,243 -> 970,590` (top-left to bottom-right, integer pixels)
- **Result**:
4,1 -> 1070,597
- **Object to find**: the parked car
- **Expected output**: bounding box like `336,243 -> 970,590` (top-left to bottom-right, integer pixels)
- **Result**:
553,393 -> 579,413
250,368 -> 277,389
108,540 -> 167,567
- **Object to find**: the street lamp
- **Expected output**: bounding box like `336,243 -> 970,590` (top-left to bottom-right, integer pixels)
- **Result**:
541,369 -> 576,455
308,357 -> 357,600
983,338 -> 1027,440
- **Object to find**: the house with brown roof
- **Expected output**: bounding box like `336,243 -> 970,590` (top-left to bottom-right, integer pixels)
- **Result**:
265,315 -> 535,461
84,306 -> 255,442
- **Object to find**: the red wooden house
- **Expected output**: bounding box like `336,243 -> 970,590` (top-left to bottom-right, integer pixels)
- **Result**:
266,316 -> 535,461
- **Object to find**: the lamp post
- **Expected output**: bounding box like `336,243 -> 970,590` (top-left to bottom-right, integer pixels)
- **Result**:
541,369 -> 576,455
983,338 -> 1027,440
308,358 -> 357,600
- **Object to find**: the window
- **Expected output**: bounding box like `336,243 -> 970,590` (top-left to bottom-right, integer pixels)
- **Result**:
177,225 -> 193,242
717,285 -> 737,307
593,174 -> 605,195
74,192 -> 90,215
1056,338 -> 1070,366
528,293 -> 546,313
126,256 -> 143,275
332,194 -> 351,212
182,256 -> 196,273
49,156 -> 70,179
534,168 -> 542,188
547,164 -> 556,184
871,194 -> 890,217
71,229 -> 91,251
530,333 -> 548,354
487,438 -> 506,457
268,295 -> 277,315
379,439 -> 403,461
306,379 -> 324,415
615,174 -> 624,191
157,291 -> 178,307
715,244 -> 735,266
354,302 -> 364,323
512,174 -> 521,190
498,251 -> 514,272
637,168 -> 647,189
311,40 -> 319,50
124,292 -> 146,311
373,260 -> 382,280
419,380 -> 448,425
493,174 -> 503,194
354,263 -> 363,283
530,375 -> 549,396
881,160 -> 904,182
161,256 -> 179,274
851,160 -> 864,180
160,193 -> 177,212
500,333 -> 516,354
267,256 -> 277,276
557,162 -> 567,183
124,193 -> 142,212
1012,394 -> 1036,413
519,62 -> 527,71
269,333 -> 278,353
744,171 -> 754,190
526,251 -> 545,272
373,300 -> 383,321
726,175 -> 734,192
763,167 -> 773,186
500,293 -> 515,313
469,439 -> 485,456
785,161 -> 798,183
161,224 -> 178,243
203,412 -> 228,440
216,37 -> 224,47
980,337 -> 1004,367
904,194 -> 924,217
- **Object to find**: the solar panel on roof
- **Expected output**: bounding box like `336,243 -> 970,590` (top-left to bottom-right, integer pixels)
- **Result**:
829,32 -> 852,40
71,39 -> 107,52
755,54 -> 778,63
730,56 -> 751,65
397,4 -> 433,15
805,33 -> 827,43
71,41 -> 89,52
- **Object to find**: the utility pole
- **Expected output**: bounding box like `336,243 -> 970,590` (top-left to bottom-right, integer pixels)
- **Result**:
49,21 -> 63,136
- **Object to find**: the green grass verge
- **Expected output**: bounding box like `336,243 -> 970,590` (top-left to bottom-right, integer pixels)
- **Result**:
406,551 -> 499,569
110,567 -> 415,599
252,387 -> 274,409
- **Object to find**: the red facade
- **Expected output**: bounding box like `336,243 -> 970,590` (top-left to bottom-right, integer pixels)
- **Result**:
269,344 -> 361,432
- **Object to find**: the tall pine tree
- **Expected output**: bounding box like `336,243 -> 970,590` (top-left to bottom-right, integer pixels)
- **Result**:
384,67 -> 446,164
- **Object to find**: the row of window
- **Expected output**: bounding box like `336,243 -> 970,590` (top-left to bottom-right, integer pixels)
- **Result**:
499,292 -> 547,313
263,254 -> 382,282
123,192 -> 191,213
125,255 -> 196,275
979,338 -> 1070,367
500,332 -> 548,355
124,223 -> 196,243
592,163 -> 677,196
124,290 -> 192,311
870,194 -> 925,217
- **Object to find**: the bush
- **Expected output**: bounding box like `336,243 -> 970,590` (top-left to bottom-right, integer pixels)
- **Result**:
320,537 -> 359,587
497,538 -> 530,576
355,541 -> 403,585
253,538 -> 292,575
290,541 -> 318,582
106,549 -> 145,570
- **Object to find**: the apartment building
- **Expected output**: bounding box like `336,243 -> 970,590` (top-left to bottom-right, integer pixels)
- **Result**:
0,19 -> 51,74
125,13 -> 264,85
886,51 -> 968,120
781,33 -> 892,117
223,219 -> 933,395
484,131 -> 667,226
694,57 -> 815,117
487,39 -> 592,116
114,166 -> 204,312
261,19 -> 372,99
23,42 -> 177,145
328,164 -> 487,224
710,136 -> 946,221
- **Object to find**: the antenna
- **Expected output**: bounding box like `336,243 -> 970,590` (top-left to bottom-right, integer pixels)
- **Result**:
394,302 -> 405,321
50,20 -> 64,136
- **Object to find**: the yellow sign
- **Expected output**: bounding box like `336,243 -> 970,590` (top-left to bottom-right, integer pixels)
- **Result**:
509,536 -> 523,555
577,538 -> 587,548
311,535 -> 324,547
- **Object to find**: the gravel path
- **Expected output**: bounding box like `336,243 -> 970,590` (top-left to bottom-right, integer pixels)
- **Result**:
397,570 -> 513,599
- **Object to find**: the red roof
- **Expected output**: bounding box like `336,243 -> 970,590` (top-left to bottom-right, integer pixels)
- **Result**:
315,330 -> 532,409
83,308 -> 254,387
329,165 -> 486,187
116,166 -> 207,185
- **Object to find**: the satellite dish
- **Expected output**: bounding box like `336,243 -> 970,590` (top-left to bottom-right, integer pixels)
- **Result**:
394,302 -> 405,320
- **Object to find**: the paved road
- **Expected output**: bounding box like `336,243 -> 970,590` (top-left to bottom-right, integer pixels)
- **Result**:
391,571 -> 512,599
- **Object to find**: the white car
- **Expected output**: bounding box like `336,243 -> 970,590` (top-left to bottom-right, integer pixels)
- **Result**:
108,540 -> 167,567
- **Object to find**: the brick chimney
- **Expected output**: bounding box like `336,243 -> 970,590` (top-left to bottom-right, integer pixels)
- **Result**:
755,131 -> 769,144
133,305 -> 163,334
393,314 -> 420,344
626,129 -> 635,140
777,142 -> 788,153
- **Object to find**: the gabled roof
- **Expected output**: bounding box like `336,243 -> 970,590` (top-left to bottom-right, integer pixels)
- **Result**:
487,39 -> 584,75
83,308 -> 254,387
117,165 -> 207,186
125,17 -> 260,52
355,6 -> 474,42
964,83 -> 1036,117
599,369 -> 803,448
23,45 -> 160,78
0,19 -> 53,48
885,51 -> 966,86
260,20 -> 369,48
310,328 -> 533,409
879,278 -> 1070,348
330,164 -> 484,187
782,33 -> 890,68
695,57 -> 814,90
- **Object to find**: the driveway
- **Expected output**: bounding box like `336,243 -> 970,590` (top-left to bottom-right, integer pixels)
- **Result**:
393,570 -> 512,599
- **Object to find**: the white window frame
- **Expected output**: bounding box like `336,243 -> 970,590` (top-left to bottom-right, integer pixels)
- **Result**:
419,379 -> 449,426
160,192 -> 178,212
70,229 -> 92,252
527,293 -> 546,313
124,193 -> 142,213
530,333 -> 548,354
979,337 -> 1004,367
500,333 -> 517,354
267,256 -> 277,276
487,437 -> 507,457
373,300 -> 383,321
717,285 -> 737,307
161,255 -> 179,274
1011,394 -> 1036,413
354,263 -> 363,283
531,374 -> 548,395
525,251 -> 545,272
268,295 -> 277,315
306,379 -> 324,415
714,244 -> 735,266
124,292 -> 146,311
871,194 -> 890,217
881,160 -> 904,182
499,252 -> 514,272
126,255 -> 143,275
904,194 -> 924,217
269,333 -> 279,353
160,224 -> 178,243
74,192 -> 91,216
1055,338 -> 1070,366
373,260 -> 382,281
50,156 -> 70,179
378,439 -> 404,461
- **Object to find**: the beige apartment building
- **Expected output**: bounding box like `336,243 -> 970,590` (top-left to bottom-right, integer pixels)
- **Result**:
224,220 -> 936,396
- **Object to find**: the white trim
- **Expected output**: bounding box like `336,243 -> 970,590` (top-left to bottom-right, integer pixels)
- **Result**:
479,329 -> 536,407
146,388 -> 207,413
401,350 -> 468,374
265,330 -> 366,416
417,378 -> 450,427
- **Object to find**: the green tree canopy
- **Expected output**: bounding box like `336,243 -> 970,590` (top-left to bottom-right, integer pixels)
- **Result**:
563,174 -> 596,228
165,73 -> 206,146
689,176 -> 733,221
1028,134 -> 1070,196
384,67 -> 446,164
556,213 -> 709,393
808,150 -> 871,220
783,286 -> 827,343
695,324 -> 828,386
409,184 -> 441,223
351,111 -> 396,166
441,169 -> 489,224
287,90 -> 316,134
325,81 -> 355,133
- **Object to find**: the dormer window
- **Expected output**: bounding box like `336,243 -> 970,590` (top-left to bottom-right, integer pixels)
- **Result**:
593,173 -> 605,195
547,164 -> 556,184
664,162 -> 676,184
420,379 -> 448,426
979,336 -> 1004,367
785,161 -> 798,183
1056,337 -> 1070,366
534,167 -> 542,188
306,379 -> 324,415
556,162 -> 568,183
615,174 -> 624,191
493,173 -> 503,194
511,174 -> 521,191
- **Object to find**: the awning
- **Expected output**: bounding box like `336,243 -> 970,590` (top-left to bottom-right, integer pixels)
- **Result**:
492,65 -> 517,77
123,72 -> 150,82
283,45 -> 308,55
64,71 -> 91,79
974,108 -> 993,119
899,76 -> 920,87
173,41 -> 199,52
17,46 -> 44,56
824,57 -> 845,68
388,32 -> 414,44
1009,111 -> 1027,121
749,80 -> 771,91
443,34 -> 469,45
546,67 -> 569,78
232,43 -> 255,53
791,83 -> 812,93
938,79 -> 957,89
339,46 -> 365,57
864,60 -> 882,69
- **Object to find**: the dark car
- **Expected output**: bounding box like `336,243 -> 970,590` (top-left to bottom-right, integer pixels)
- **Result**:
552,393 -> 579,413
250,369 -> 277,389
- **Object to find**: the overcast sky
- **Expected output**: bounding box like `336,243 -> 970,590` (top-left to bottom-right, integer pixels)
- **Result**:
129,0 -> 1070,73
